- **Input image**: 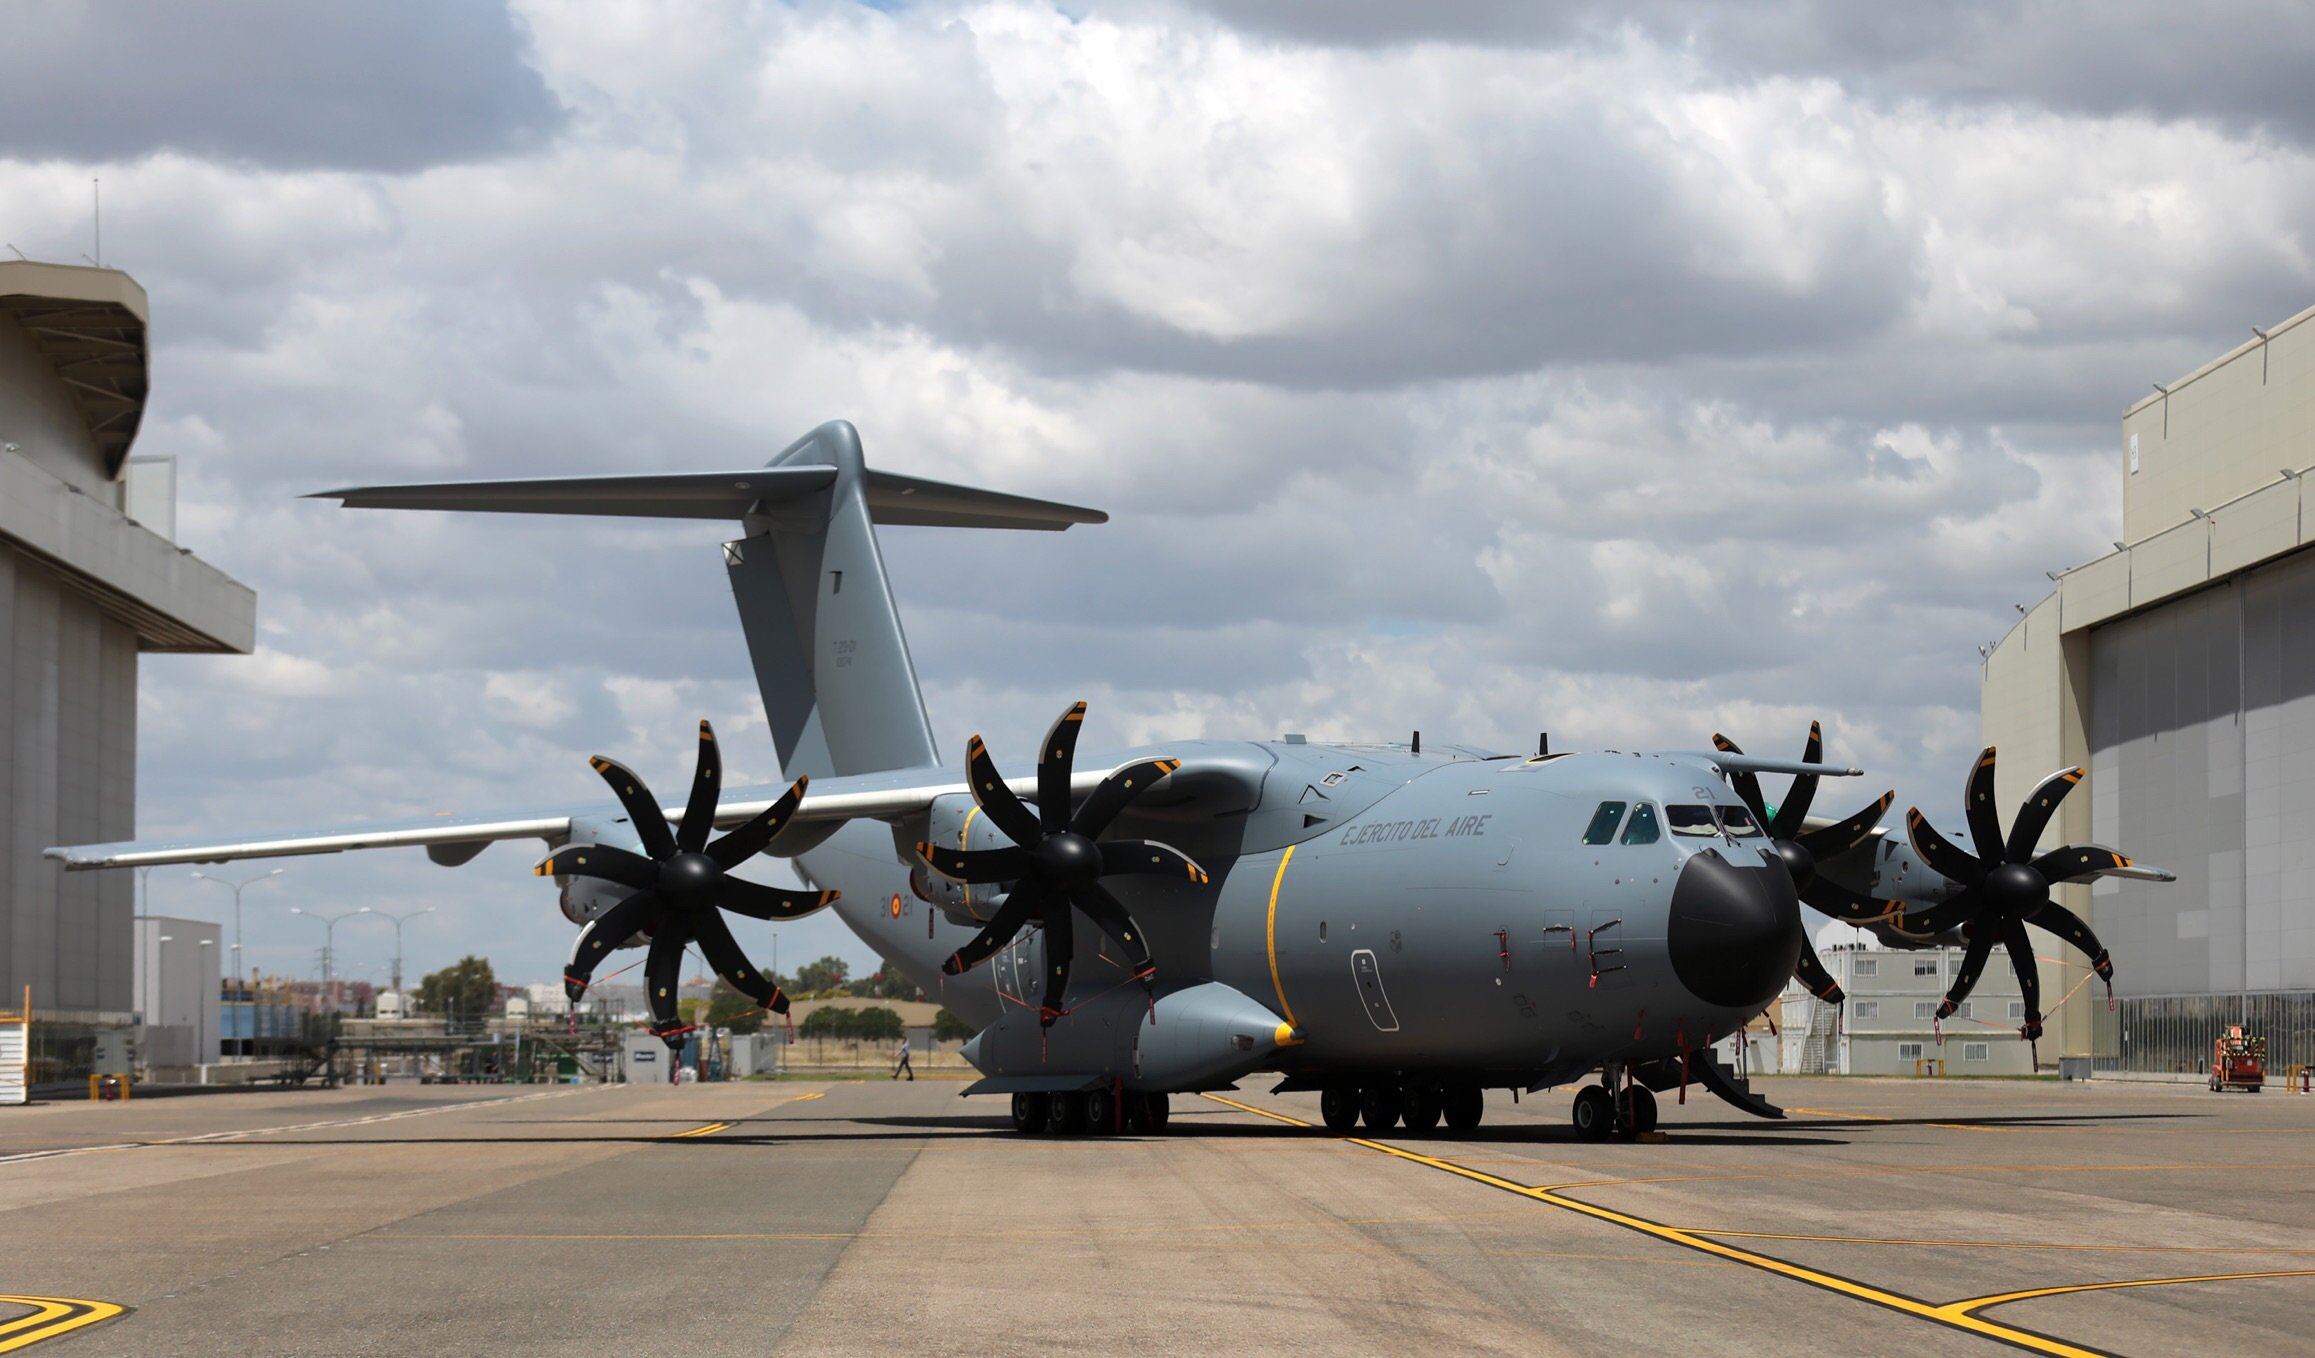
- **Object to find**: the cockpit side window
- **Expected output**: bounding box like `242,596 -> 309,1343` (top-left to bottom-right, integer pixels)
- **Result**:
1668,804 -> 1720,836
1717,804 -> 1763,837
1620,802 -> 1661,845
1580,801 -> 1627,845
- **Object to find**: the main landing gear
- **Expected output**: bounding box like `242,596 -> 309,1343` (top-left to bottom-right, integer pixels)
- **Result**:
1010,1089 -> 1169,1136
1319,1081 -> 1484,1135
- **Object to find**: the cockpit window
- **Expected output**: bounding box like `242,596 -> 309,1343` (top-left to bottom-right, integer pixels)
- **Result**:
1668,804 -> 1719,837
1580,801 -> 1627,845
1717,804 -> 1763,837
1620,802 -> 1661,845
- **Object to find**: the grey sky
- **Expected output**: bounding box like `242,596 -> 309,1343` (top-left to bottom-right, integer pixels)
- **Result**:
7,0 -> 2307,989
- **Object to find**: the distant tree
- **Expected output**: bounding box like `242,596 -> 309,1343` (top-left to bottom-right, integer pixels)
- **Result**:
852,1005 -> 905,1042
795,955 -> 850,994
707,977 -> 768,1034
798,1006 -> 854,1040
679,996 -> 710,1026
846,969 -> 921,1001
932,1008 -> 975,1043
416,956 -> 498,1024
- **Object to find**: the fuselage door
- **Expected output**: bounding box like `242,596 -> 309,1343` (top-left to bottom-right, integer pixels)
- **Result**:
1350,948 -> 1401,1032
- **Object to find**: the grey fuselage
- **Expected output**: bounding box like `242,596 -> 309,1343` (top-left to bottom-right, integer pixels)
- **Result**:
824,738 -> 1803,1093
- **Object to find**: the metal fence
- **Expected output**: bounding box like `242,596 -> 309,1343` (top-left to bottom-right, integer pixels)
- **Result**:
2092,991 -> 2315,1075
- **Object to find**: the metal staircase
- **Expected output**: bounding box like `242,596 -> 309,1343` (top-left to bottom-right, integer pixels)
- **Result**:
1797,999 -> 1841,1074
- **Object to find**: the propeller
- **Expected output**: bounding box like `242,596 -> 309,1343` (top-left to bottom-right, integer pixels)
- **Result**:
1713,723 -> 1898,1005
918,701 -> 1205,1027
540,720 -> 838,1048
1899,749 -> 2137,1043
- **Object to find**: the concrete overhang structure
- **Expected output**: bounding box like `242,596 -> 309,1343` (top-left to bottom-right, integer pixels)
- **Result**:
1982,299 -> 2315,1065
3,260 -> 255,1023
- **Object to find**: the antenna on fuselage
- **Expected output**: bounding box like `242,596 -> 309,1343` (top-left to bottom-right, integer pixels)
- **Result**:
1410,730 -> 1420,755
1537,732 -> 1549,757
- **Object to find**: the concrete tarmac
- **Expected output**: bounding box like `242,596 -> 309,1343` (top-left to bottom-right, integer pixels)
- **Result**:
1,1074 -> 2309,1356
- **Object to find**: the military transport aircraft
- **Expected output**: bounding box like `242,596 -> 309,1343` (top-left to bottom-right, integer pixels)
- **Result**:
51,421 -> 2172,1141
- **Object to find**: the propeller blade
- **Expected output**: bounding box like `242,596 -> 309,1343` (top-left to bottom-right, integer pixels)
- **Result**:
677,719 -> 722,853
589,755 -> 677,861
2005,766 -> 2084,863
1772,721 -> 1824,839
941,881 -> 1043,976
1071,757 -> 1183,839
1071,880 -> 1154,981
692,908 -> 787,1014
2029,843 -> 2137,885
2028,900 -> 2112,979
1936,927 -> 1998,1020
713,877 -> 837,922
1896,891 -> 1978,938
1796,791 -> 1895,861
915,843 -> 1032,884
1906,808 -> 1988,889
1793,935 -> 1845,1003
1963,747 -> 2006,865
1036,701 -> 1087,836
2002,919 -> 2043,1038
1037,888 -> 1076,1022
705,776 -> 810,869
643,924 -> 690,1045
965,735 -> 1042,846
1802,875 -> 1899,922
1710,734 -> 1770,824
536,843 -> 659,890
1096,839 -> 1210,884
563,887 -> 658,1000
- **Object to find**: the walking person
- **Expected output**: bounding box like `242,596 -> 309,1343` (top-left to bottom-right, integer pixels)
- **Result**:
892,1036 -> 914,1081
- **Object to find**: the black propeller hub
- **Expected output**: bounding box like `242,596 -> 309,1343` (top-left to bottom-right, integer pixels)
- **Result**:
661,850 -> 722,902
1771,838 -> 1815,892
1984,860 -> 2048,915
1034,831 -> 1103,889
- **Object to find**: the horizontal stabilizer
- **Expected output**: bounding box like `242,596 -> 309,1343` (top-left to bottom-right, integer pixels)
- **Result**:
311,466 -> 1104,530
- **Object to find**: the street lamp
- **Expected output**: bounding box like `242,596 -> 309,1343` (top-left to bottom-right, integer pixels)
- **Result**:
289,906 -> 371,1009
367,906 -> 437,996
191,868 -> 282,985
156,934 -> 173,1064
196,939 -> 215,1070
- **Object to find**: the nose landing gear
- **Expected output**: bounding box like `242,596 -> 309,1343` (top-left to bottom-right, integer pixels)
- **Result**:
1572,1069 -> 1658,1141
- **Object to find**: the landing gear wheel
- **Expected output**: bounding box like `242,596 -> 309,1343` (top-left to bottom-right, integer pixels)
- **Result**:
1359,1085 -> 1402,1131
1571,1085 -> 1612,1142
1319,1087 -> 1361,1132
1402,1087 -> 1443,1134
1047,1091 -> 1085,1135
1442,1084 -> 1484,1132
1124,1091 -> 1170,1133
1620,1084 -> 1658,1135
1011,1092 -> 1050,1134
1082,1086 -> 1116,1135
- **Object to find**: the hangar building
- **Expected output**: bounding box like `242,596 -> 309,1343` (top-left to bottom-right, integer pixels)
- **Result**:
1983,300 -> 2315,1076
1,261 -> 254,1081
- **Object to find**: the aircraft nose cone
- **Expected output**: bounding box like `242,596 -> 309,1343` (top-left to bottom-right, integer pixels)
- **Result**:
1666,848 -> 1802,1010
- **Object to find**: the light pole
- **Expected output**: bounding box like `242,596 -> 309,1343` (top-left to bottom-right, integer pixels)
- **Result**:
196,939 -> 214,1071
289,906 -> 370,1011
156,934 -> 173,1065
191,868 -> 282,987
366,906 -> 436,996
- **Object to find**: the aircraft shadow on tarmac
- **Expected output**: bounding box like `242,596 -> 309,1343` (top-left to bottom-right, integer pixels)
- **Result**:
146,1105 -> 2204,1153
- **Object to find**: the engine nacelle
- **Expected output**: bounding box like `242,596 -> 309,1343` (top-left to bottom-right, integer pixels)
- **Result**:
552,816 -> 650,934
916,792 -> 1022,927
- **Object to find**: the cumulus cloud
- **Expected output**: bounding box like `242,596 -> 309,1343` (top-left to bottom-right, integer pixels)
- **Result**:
17,0 -> 2312,985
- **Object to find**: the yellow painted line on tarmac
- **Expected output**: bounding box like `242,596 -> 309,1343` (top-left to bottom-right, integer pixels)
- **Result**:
790,1091 -> 825,1103
665,1122 -> 731,1139
1199,1094 -> 2115,1358
1946,1269 -> 2315,1319
0,1295 -> 128,1352
1685,1229 -> 2315,1257
1783,1106 -> 1891,1121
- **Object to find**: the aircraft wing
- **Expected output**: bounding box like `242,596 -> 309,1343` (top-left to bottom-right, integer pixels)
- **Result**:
45,763 -> 1120,872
